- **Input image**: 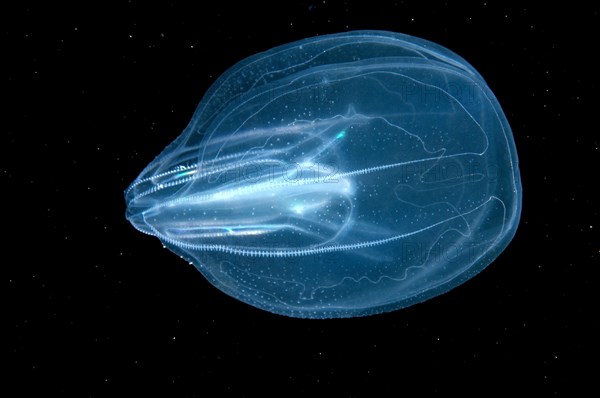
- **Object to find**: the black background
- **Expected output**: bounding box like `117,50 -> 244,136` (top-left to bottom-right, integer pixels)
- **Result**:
6,1 -> 598,396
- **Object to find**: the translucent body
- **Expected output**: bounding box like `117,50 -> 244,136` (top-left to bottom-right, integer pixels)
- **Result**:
125,31 -> 521,318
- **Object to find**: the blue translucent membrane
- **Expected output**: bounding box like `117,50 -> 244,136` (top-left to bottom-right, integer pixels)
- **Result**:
125,30 -> 521,318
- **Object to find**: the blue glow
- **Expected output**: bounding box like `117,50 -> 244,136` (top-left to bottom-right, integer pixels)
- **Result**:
174,169 -> 197,179
125,31 -> 521,318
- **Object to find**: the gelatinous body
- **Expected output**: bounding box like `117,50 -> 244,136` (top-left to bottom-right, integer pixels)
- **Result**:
125,30 -> 521,318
